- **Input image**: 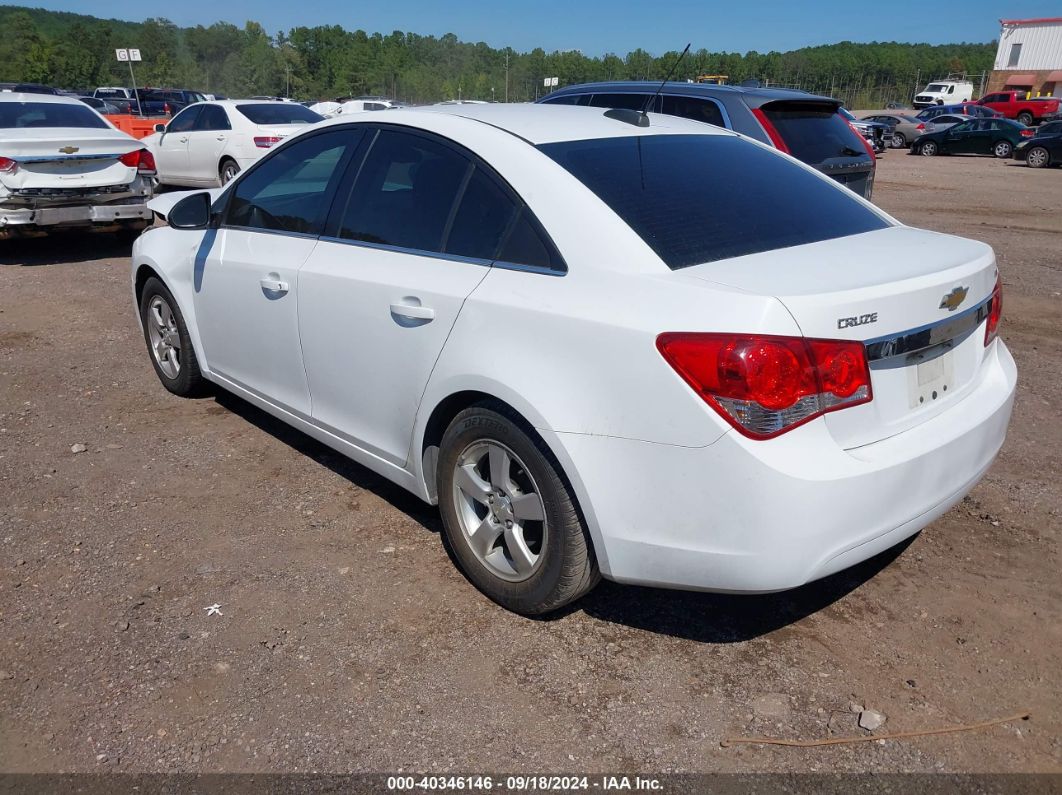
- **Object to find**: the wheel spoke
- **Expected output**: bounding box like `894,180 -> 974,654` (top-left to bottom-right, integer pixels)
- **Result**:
511,491 -> 544,522
468,516 -> 503,559
487,445 -> 512,494
160,302 -> 175,328
150,304 -> 165,330
455,463 -> 491,505
504,524 -> 537,575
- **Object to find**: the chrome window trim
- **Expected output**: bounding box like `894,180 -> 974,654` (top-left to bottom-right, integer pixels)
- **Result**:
863,295 -> 993,362
492,260 -> 566,277
317,235 -> 493,268
221,225 -> 320,240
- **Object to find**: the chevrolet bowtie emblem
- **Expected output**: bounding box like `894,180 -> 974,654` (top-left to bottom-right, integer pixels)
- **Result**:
58,145 -> 80,154
939,286 -> 969,312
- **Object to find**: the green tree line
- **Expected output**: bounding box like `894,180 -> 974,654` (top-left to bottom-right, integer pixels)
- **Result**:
0,5 -> 995,105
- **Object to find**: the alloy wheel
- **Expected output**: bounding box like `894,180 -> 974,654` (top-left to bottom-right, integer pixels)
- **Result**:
1027,147 -> 1049,168
994,141 -> 1012,158
147,295 -> 181,379
920,142 -> 937,156
451,440 -> 547,582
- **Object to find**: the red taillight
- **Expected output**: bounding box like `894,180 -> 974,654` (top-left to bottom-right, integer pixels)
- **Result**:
750,108 -> 791,154
118,149 -> 156,175
254,136 -> 282,148
985,276 -> 1003,346
916,123 -> 925,130
0,156 -> 16,174
1020,129 -> 1034,137
657,333 -> 872,440
843,116 -> 877,159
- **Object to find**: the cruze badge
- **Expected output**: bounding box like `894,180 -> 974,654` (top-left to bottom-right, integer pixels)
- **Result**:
58,145 -> 80,154
837,312 -> 878,330
939,286 -> 969,312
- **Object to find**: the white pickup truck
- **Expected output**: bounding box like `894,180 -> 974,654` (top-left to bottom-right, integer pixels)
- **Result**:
0,93 -> 155,240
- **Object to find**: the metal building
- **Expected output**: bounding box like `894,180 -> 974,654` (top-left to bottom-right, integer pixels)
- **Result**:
989,17 -> 1062,96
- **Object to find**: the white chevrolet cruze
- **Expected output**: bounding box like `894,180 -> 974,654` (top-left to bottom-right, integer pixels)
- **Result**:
131,104 -> 1016,614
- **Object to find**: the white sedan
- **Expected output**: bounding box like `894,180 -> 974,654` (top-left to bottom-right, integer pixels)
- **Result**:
142,100 -> 324,187
130,105 -> 1016,614
0,93 -> 154,239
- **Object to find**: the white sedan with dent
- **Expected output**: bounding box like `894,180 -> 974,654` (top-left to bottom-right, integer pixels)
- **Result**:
0,92 -> 154,239
130,104 -> 1016,614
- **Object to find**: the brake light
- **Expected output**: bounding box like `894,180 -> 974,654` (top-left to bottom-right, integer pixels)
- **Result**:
750,108 -> 791,154
0,156 -> 16,174
657,333 -> 872,439
843,116 -> 877,159
985,276 -> 1002,346
254,136 -> 282,148
916,123 -> 925,130
1020,129 -> 1034,137
118,149 -> 156,175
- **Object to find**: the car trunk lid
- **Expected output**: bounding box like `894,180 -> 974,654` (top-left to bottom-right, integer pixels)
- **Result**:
2,129 -> 140,190
680,226 -> 999,448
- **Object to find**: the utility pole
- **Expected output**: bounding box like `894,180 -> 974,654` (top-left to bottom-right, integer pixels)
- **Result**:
504,49 -> 510,103
285,64 -> 291,98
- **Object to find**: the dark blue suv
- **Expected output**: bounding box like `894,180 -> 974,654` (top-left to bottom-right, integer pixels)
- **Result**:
537,81 -> 876,199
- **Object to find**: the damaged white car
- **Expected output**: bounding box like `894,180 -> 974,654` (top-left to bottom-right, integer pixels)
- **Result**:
0,93 -> 154,240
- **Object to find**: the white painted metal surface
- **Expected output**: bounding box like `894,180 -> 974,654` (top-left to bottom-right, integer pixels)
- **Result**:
995,18 -> 1062,71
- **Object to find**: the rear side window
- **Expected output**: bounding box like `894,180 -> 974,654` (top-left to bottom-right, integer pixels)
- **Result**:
757,102 -> 870,164
195,104 -> 230,131
660,95 -> 726,128
236,103 -> 323,125
539,134 -> 888,270
0,102 -> 109,129
587,93 -> 655,112
446,167 -> 518,260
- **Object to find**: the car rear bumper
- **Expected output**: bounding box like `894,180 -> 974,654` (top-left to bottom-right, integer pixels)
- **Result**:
0,199 -> 151,234
553,339 -> 1016,593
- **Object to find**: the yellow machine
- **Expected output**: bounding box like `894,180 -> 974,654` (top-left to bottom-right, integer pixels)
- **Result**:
695,74 -> 729,85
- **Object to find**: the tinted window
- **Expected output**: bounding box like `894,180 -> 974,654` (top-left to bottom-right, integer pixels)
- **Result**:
195,104 -> 230,131
95,89 -> 127,99
1038,121 -> 1062,135
540,94 -> 588,106
226,129 -> 356,235
166,106 -> 201,133
236,103 -> 323,125
336,129 -> 471,253
757,102 -> 869,164
588,93 -> 655,112
539,134 -> 888,270
660,95 -> 725,128
497,210 -> 565,272
0,101 -> 109,129
446,167 -> 518,260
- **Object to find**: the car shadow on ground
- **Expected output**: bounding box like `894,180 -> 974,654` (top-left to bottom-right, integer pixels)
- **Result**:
1,232 -> 135,266
213,388 -> 913,644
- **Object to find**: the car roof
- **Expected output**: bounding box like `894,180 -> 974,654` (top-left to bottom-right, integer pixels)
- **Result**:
545,80 -> 841,107
378,103 -> 736,145
0,92 -> 84,105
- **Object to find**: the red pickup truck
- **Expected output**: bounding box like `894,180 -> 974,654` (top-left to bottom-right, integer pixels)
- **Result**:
968,91 -> 1061,126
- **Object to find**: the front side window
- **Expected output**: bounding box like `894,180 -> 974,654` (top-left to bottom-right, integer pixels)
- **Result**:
226,129 -> 358,235
539,134 -> 888,270
0,101 -> 110,129
166,106 -> 201,133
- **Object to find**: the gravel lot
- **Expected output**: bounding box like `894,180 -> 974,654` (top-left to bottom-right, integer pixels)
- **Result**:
1,151 -> 1059,775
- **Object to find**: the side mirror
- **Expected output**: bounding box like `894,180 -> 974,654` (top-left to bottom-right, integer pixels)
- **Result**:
154,123 -> 166,133
168,192 -> 212,230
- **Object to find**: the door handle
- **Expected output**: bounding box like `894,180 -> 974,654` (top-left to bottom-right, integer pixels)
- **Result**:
260,277 -> 289,293
216,135 -> 226,141
179,136 -> 188,143
389,302 -> 435,321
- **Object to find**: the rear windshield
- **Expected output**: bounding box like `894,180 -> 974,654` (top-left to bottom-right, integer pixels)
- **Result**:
0,102 -> 109,129
758,102 -> 869,164
95,89 -> 127,99
236,103 -> 323,125
539,134 -> 888,270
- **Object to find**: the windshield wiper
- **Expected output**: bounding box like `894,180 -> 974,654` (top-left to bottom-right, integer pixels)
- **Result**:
840,146 -> 865,157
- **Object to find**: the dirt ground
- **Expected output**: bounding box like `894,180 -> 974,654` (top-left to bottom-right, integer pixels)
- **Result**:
1,151 -> 1060,776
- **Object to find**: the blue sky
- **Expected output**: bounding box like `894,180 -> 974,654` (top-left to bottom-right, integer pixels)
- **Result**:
30,0 -> 1062,53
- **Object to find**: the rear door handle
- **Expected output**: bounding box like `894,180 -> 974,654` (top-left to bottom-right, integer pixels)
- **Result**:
216,135 -> 226,141
260,277 -> 289,293
389,302 -> 435,321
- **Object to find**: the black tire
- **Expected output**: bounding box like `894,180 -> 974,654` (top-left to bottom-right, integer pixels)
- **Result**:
1025,146 -> 1050,168
138,276 -> 207,397
919,140 -> 938,156
1017,112 -> 1034,127
437,403 -> 599,615
219,159 -> 240,185
993,140 -> 1013,159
